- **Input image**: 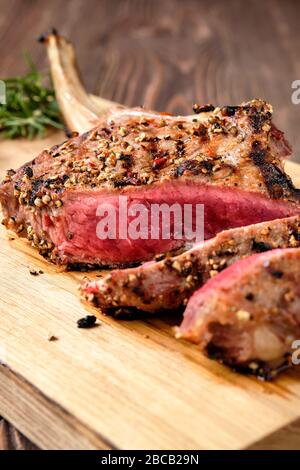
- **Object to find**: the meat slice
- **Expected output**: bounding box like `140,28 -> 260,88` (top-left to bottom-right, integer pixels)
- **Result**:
0,98 -> 299,267
176,248 -> 300,378
81,216 -> 300,313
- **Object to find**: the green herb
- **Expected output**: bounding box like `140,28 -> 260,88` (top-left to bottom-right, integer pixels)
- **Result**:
0,54 -> 64,139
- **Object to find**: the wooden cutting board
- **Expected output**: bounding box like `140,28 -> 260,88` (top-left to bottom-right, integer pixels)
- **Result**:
0,134 -> 300,450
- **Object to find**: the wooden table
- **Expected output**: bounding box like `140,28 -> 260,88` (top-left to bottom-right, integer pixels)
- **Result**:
1,0 -> 300,450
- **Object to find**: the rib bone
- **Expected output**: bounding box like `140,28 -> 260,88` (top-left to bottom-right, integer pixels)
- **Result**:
44,32 -> 120,133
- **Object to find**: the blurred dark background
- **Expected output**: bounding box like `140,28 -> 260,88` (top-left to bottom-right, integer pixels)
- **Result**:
2,0 -> 300,161
1,0 -> 300,161
0,0 -> 300,449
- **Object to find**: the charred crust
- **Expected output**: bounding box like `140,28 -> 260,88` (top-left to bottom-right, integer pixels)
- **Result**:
251,140 -> 261,149
226,360 -> 291,380
192,124 -> 207,138
250,113 -> 267,133
24,166 -> 33,178
66,263 -> 101,272
269,270 -> 284,279
211,121 -> 225,133
251,239 -> 272,252
113,176 -> 141,188
290,229 -> 300,242
244,102 -> 272,133
175,160 -> 193,177
118,153 -> 133,169
132,285 -> 146,297
175,159 -> 213,177
250,145 -> 300,200
103,306 -> 151,320
263,163 -> 299,199
163,259 -> 174,270
181,265 -> 193,276
206,342 -> 226,361
67,259 -> 141,271
236,357 -> 292,380
200,160 -> 214,174
28,179 -> 43,205
245,292 -> 254,301
176,140 -> 185,158
206,342 -> 292,380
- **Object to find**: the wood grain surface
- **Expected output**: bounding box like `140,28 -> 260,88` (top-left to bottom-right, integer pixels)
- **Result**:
0,142 -> 300,451
2,0 -> 300,160
0,149 -> 299,450
1,0 -> 300,450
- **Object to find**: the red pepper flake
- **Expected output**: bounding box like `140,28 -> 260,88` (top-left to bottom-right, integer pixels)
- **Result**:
152,157 -> 167,170
206,147 -> 216,158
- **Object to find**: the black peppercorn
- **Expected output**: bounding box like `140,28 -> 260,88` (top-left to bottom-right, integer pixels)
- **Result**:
192,103 -> 215,114
245,292 -> 254,301
77,315 -> 97,328
221,106 -> 238,117
24,166 -> 33,178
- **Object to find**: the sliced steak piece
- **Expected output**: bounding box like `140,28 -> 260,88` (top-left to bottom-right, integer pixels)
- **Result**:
81,216 -> 300,313
176,248 -> 300,378
0,100 -> 299,267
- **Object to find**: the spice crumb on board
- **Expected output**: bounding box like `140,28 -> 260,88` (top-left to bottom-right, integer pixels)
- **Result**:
29,268 -> 44,276
77,315 -> 98,329
47,334 -> 58,342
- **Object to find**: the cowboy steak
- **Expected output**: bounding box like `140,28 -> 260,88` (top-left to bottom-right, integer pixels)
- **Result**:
176,248 -> 300,378
0,99 -> 299,267
81,215 -> 300,313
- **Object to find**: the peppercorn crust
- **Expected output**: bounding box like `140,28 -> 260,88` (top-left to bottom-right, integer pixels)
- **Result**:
1,99 -> 296,204
0,99 -> 298,266
81,215 -> 300,314
177,247 -> 300,379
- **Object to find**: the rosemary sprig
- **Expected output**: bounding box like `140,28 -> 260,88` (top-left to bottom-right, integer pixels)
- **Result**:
0,54 -> 64,139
